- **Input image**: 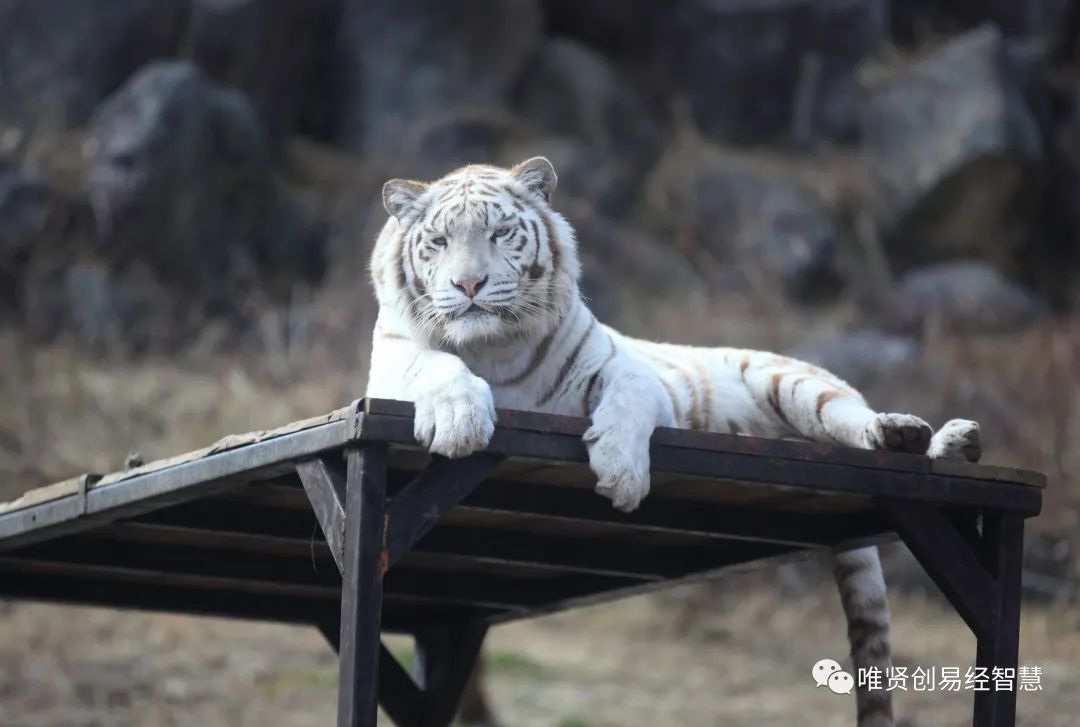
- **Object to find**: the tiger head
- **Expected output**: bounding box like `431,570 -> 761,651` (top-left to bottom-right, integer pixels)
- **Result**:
377,157 -> 581,346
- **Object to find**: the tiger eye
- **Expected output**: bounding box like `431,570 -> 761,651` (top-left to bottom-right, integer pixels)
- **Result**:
431,236 -> 447,247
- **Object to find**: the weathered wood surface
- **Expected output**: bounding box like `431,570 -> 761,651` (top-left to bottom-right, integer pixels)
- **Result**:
0,398 -> 1044,631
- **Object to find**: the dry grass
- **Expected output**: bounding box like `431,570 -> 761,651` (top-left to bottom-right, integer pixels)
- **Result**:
2,580 -> 1078,726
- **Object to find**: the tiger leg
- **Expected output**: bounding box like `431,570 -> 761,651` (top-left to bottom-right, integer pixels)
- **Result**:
584,351 -> 677,512
830,418 -> 983,727
735,354 -> 933,454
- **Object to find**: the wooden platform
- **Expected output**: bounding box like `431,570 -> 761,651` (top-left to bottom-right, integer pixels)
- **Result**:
0,399 -> 1045,727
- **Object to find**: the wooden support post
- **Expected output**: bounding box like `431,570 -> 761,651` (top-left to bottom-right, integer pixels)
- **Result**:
319,620 -> 425,727
888,502 -> 1026,727
296,457 -> 347,573
412,622 -> 489,727
973,512 -> 1024,727
385,453 -> 503,567
337,444 -> 388,727
885,500 -> 996,637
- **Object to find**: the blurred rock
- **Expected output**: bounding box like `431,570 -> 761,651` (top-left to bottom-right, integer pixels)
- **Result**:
0,161 -> 53,272
396,108 -> 523,181
1051,82 -> 1080,304
562,199 -> 697,300
539,0 -> 666,60
662,0 -> 888,143
0,0 -> 186,129
889,0 -> 1068,45
86,61 -> 324,314
23,258 -> 178,347
0,159 -> 94,330
895,260 -> 1046,333
337,0 -> 543,157
514,38 -> 663,200
646,149 -> 843,302
861,25 -> 1044,269
501,136 -> 641,218
790,330 -> 920,390
183,0 -> 343,141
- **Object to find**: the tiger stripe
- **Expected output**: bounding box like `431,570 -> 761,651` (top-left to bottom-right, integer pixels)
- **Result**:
493,326 -> 558,387
538,317 -> 597,406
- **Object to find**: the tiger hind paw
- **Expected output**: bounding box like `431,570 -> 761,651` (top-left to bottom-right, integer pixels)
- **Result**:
928,418 -> 981,462
863,412 -> 932,454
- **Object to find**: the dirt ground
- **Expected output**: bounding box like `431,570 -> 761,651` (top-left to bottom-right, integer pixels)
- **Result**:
1,577 -> 1077,727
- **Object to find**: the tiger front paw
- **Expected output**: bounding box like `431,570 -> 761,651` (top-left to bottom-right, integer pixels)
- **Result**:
584,420 -> 652,512
413,373 -> 496,459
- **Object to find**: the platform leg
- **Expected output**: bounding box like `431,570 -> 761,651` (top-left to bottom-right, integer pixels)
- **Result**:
337,444 -> 388,727
973,512 -> 1024,727
412,622 -> 489,727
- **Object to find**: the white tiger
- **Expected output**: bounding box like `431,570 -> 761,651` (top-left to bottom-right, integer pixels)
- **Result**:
366,157 -> 982,727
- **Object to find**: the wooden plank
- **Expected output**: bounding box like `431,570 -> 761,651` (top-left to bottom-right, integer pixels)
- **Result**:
0,568 -> 337,625
0,495 -> 89,552
150,481 -> 872,548
355,415 -> 1042,512
83,420 -> 349,518
127,499 -> 701,578
407,527 -> 788,580
930,459 -> 1046,489
0,568 -> 489,633
0,557 -> 340,600
486,546 -> 814,625
361,399 -> 930,473
7,534 -> 340,591
359,398 -> 1043,486
459,482 -> 887,547
90,520 -> 331,558
382,568 -> 641,611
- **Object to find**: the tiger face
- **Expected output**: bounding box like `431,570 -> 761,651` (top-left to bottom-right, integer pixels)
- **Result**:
380,157 -> 580,346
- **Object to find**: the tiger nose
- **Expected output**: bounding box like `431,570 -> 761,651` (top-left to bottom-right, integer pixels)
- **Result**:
452,276 -> 488,298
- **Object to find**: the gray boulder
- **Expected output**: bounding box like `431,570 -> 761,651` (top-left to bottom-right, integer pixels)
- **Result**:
645,149 -> 843,302
390,108 -> 523,182
0,0 -> 186,129
0,160 -> 54,271
336,0 -> 543,157
182,0 -> 343,140
661,0 -> 888,143
896,260 -> 1045,333
0,160 -> 69,321
860,25 -> 1044,268
501,136 -> 643,219
790,331 -> 921,391
889,0 -> 1069,45
538,0 -> 666,59
514,38 -> 662,195
85,61 -> 324,312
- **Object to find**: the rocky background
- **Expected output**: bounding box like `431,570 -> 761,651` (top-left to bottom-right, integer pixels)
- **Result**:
3,1 -> 1080,725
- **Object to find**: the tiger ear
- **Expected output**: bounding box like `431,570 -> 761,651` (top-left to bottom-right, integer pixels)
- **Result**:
511,157 -> 557,202
382,179 -> 428,219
